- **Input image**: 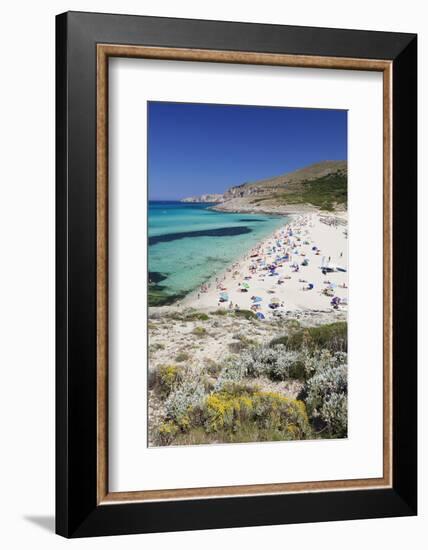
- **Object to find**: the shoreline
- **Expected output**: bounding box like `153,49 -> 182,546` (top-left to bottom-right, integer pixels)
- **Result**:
182,211 -> 348,316
148,206 -> 287,308
209,202 -> 318,216
178,213 -> 292,309
151,209 -> 348,319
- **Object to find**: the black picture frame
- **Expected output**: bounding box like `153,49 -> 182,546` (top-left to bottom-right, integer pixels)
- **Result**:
56,11 -> 417,538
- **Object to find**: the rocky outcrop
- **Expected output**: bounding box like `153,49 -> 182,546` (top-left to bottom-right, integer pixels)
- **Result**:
181,193 -> 224,203
180,160 -> 347,213
223,160 -> 347,200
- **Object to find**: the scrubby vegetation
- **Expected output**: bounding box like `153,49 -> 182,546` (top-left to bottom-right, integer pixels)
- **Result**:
150,364 -> 185,397
192,326 -> 207,337
300,359 -> 348,437
249,170 -> 347,212
234,345 -> 303,380
149,342 -> 165,353
164,377 -> 206,430
228,333 -> 258,353
175,351 -> 190,362
233,309 -> 257,320
212,309 -> 229,316
203,359 -> 223,378
165,309 -> 210,322
157,382 -> 311,445
149,319 -> 348,446
269,321 -> 347,353
278,171 -> 347,211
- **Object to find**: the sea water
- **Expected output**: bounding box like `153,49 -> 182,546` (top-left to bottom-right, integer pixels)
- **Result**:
148,201 -> 286,306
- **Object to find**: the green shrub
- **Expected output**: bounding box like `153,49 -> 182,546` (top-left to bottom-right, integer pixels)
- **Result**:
202,389 -> 311,439
302,363 -> 348,438
252,392 -> 311,438
158,421 -> 179,445
175,351 -> 190,362
284,319 -> 301,332
302,349 -> 347,380
213,360 -> 249,391
203,393 -> 253,432
215,381 -> 259,397
203,359 -> 223,377
228,341 -> 245,353
154,364 -> 184,397
164,378 -> 206,429
234,345 -> 305,381
234,309 -> 256,320
184,312 -> 209,321
157,383 -> 311,445
212,309 -> 228,316
192,326 -> 207,337
163,312 -> 183,321
149,342 -> 165,353
228,334 -> 257,353
270,322 -> 347,353
165,309 -> 210,322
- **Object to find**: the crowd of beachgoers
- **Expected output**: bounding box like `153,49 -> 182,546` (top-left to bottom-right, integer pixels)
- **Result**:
182,213 -> 348,317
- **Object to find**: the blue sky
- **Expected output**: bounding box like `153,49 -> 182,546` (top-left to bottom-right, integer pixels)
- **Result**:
148,101 -> 347,200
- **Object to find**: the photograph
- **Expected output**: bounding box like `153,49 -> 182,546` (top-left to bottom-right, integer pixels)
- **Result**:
147,101 -> 349,447
0,1 -> 420,544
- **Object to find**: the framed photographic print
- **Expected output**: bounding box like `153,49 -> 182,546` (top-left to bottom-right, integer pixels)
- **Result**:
56,11 -> 417,538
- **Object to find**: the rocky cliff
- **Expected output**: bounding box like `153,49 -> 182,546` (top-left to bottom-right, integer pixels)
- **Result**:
181,193 -> 224,203
181,160 -> 347,213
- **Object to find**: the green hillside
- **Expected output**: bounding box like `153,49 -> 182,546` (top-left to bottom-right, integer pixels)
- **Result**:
250,168 -> 347,212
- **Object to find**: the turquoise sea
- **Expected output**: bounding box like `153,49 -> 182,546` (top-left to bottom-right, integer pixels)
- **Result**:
148,201 -> 286,306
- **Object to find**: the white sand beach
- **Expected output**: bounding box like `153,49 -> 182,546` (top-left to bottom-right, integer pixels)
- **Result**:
181,212 -> 348,317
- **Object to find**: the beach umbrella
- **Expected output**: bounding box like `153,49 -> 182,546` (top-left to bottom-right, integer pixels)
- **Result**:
270,297 -> 280,304
256,312 -> 265,320
242,282 -> 250,289
219,292 -> 229,301
252,296 -> 263,303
